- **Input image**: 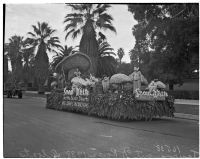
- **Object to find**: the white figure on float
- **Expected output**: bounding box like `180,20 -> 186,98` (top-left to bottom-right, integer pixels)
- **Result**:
74,68 -> 81,77
102,75 -> 110,93
129,67 -> 142,93
148,79 -> 166,92
71,69 -> 99,90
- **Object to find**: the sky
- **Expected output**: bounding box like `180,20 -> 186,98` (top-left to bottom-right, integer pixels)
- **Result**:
5,4 -> 137,63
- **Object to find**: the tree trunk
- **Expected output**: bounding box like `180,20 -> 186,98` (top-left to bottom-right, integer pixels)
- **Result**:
35,41 -> 49,94
80,20 -> 98,76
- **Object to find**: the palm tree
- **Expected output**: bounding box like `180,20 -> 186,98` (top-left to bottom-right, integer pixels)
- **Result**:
6,35 -> 24,83
97,39 -> 117,77
64,4 -> 116,75
51,45 -> 78,82
27,22 -> 62,93
51,45 -> 77,71
117,48 -> 125,65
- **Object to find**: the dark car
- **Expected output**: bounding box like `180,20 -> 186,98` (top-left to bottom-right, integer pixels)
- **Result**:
4,83 -> 23,99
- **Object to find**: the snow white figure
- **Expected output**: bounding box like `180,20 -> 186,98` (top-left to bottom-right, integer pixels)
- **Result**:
129,67 -> 142,93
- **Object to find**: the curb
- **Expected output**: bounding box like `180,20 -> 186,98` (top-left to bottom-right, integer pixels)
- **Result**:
174,99 -> 199,106
174,113 -> 199,121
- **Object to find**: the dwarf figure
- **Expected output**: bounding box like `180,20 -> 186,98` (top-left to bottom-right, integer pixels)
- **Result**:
74,68 -> 81,77
51,72 -> 65,89
102,75 -> 110,93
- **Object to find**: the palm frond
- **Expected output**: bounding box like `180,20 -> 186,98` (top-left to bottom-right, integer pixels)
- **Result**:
44,28 -> 57,39
32,25 -> 41,36
51,44 -> 76,69
65,29 -> 75,40
98,13 -> 113,24
25,37 -> 39,47
72,29 -> 81,39
98,32 -> 106,41
47,46 -> 51,52
62,45 -> 74,56
27,32 -> 36,38
64,23 -> 78,32
81,4 -> 93,12
50,48 -> 59,54
98,40 -> 116,57
100,46 -> 114,52
101,52 -> 116,56
92,4 -> 111,15
64,13 -> 84,19
101,23 -> 117,33
99,44 -> 113,52
48,42 -> 62,50
40,22 -> 48,35
50,29 -> 56,35
47,36 -> 62,51
67,4 -> 85,11
48,36 -> 60,42
64,17 -> 84,24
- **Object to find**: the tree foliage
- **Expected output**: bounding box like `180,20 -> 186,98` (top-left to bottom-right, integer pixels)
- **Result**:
51,45 -> 78,72
117,62 -> 133,75
128,4 -> 199,89
22,42 -> 35,85
64,4 -> 116,75
4,45 -> 9,83
96,39 -> 117,77
5,35 -> 25,83
117,48 -> 125,64
27,22 -> 62,92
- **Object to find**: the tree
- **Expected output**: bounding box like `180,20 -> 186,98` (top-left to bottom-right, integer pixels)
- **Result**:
129,48 -> 139,67
117,62 -> 133,75
64,4 -> 116,75
96,38 -> 117,77
6,35 -> 24,83
129,40 -> 151,80
4,44 -> 9,84
128,4 -> 199,90
27,22 -> 62,93
117,48 -> 125,65
51,45 -> 77,71
22,44 -> 35,85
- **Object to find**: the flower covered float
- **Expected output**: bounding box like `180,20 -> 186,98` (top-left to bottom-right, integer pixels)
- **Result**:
46,52 -> 175,121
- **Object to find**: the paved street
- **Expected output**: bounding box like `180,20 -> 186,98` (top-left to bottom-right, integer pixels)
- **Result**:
4,96 -> 199,158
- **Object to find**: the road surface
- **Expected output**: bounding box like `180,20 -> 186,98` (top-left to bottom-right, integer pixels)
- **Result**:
4,96 -> 199,158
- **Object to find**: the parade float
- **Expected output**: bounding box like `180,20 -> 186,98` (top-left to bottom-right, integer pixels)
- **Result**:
46,52 -> 175,121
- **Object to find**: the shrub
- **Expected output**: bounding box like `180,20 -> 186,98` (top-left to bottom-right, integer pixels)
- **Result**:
167,90 -> 199,100
26,87 -> 38,91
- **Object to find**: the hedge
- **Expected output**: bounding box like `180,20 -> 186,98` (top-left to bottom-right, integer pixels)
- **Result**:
46,90 -> 63,110
88,92 -> 174,121
46,90 -> 175,121
167,90 -> 199,100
